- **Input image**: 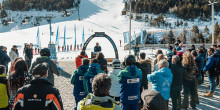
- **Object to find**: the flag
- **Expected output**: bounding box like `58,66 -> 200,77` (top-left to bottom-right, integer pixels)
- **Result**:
36,27 -> 39,47
55,26 -> 59,46
82,27 -> 85,47
49,23 -> 52,44
74,24 -> 77,50
63,26 -> 66,51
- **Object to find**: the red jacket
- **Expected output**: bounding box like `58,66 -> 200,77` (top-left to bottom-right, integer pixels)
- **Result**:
75,55 -> 88,68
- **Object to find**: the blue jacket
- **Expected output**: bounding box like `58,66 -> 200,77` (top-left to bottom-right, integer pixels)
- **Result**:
83,63 -> 104,95
203,55 -> 216,72
117,65 -> 142,104
0,50 -> 10,65
147,67 -> 173,100
71,65 -> 89,99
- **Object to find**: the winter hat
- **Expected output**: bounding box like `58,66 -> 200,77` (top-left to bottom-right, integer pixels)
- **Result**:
141,90 -> 167,110
40,48 -> 50,57
32,63 -> 48,77
112,59 -> 121,68
13,45 -> 17,48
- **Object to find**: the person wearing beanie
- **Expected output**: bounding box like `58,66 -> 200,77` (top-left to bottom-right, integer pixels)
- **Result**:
29,48 -> 59,85
108,59 -> 122,101
12,63 -> 63,110
71,58 -> 90,110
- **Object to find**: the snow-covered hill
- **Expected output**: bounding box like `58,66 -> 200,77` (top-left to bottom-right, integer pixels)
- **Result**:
0,0 -> 218,61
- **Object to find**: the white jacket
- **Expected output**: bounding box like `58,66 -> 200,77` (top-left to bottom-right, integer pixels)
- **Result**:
108,68 -> 121,97
9,49 -> 19,63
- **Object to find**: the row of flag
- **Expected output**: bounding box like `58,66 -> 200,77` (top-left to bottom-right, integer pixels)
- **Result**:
36,25 -> 86,51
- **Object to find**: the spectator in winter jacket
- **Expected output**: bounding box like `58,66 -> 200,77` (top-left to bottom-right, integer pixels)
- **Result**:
197,49 -> 205,83
94,42 -> 101,53
75,51 -> 88,69
137,52 -> 151,90
71,58 -> 90,110
212,45 -> 220,87
83,59 -> 104,95
78,73 -> 121,110
141,90 -> 167,110
203,48 -> 218,97
96,52 -> 108,73
170,55 -> 185,110
0,46 -> 11,73
214,45 -> 220,86
9,45 -> 19,63
200,46 -> 207,61
153,54 -> 165,72
29,48 -> 59,85
147,59 -> 173,108
117,55 -> 142,110
191,50 -> 203,103
0,65 -> 10,110
24,44 -> 33,69
12,63 -> 63,110
136,52 -> 151,109
108,59 -> 121,101
181,52 -> 197,109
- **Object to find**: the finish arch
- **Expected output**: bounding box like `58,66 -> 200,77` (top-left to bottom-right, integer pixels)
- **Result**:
82,32 -> 119,59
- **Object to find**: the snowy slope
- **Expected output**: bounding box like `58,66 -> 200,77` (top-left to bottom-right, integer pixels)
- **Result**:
0,0 -> 210,61
0,0 -> 148,61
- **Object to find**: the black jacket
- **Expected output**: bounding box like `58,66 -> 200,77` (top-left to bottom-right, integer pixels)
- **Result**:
171,61 -> 185,91
137,60 -> 152,89
195,56 -> 203,78
94,46 -> 101,52
12,78 -> 63,110
25,48 -> 33,60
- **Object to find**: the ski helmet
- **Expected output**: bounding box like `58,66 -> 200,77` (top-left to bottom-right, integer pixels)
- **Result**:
124,55 -> 136,66
40,48 -> 50,57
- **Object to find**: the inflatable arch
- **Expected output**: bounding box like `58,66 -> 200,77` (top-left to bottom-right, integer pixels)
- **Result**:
82,32 -> 119,59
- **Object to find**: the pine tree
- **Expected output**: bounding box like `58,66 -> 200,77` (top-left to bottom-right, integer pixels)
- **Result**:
191,25 -> 199,35
176,19 -> 180,27
214,22 -> 220,43
198,32 -> 204,43
204,25 -> 209,34
168,30 -> 175,44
